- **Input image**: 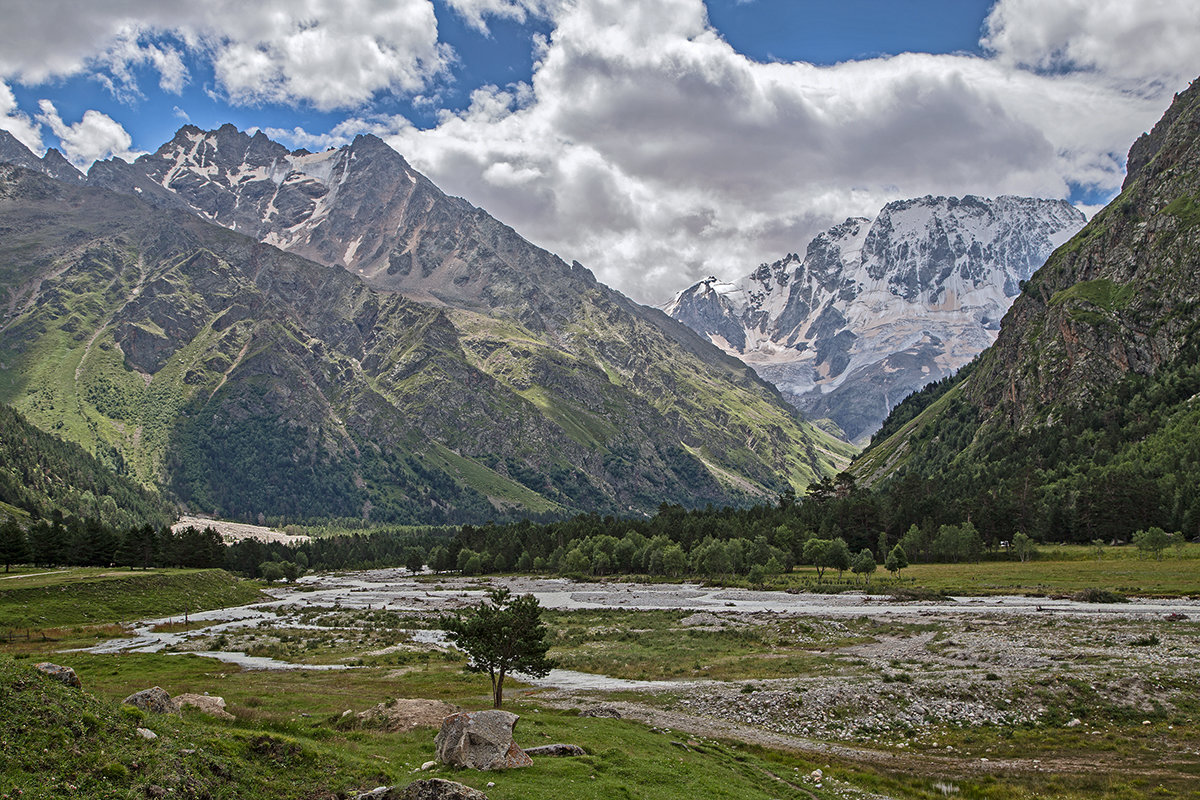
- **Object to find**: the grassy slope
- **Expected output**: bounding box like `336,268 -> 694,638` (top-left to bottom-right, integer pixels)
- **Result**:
0,568 -> 264,628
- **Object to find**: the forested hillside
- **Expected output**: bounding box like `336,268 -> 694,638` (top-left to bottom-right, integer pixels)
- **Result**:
0,403 -> 174,529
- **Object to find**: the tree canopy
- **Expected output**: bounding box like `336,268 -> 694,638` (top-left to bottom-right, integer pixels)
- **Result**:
441,588 -> 556,708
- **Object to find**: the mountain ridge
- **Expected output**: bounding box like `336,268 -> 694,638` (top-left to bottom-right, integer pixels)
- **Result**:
0,127 -> 853,523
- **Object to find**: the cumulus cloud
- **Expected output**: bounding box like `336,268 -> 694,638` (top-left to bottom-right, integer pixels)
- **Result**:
36,100 -> 143,167
983,0 -> 1200,91
2,0 -> 1199,301
445,0 -> 557,32
376,0 -> 1188,302
0,80 -> 43,152
0,0 -> 449,111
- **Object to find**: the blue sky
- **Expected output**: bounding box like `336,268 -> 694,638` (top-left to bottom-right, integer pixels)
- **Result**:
0,0 -> 1197,300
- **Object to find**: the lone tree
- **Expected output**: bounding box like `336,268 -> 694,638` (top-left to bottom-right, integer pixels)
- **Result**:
442,587 -> 556,708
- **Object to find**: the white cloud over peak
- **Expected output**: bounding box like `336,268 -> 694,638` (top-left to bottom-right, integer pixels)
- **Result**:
2,0 -> 1199,302
0,81 -> 43,153
374,0 -> 1187,302
36,101 -> 143,168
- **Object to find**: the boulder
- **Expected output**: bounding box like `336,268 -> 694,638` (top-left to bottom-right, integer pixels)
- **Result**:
122,687 -> 176,715
435,710 -> 532,770
524,744 -> 585,757
34,662 -> 81,688
354,780 -> 487,800
402,779 -> 489,800
173,693 -> 235,720
357,699 -> 459,732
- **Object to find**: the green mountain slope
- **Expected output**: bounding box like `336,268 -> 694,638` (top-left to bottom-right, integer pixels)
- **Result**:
0,403 -> 175,529
854,78 -> 1200,543
0,164 -> 850,524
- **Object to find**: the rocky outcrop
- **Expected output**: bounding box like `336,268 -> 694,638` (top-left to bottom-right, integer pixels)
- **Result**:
665,196 -> 1085,441
34,662 -> 81,688
434,710 -> 532,771
122,687 -> 176,715
356,699 -> 459,732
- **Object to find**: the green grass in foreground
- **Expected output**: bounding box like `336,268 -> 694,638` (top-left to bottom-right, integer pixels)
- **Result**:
0,568 -> 265,629
0,653 -> 842,800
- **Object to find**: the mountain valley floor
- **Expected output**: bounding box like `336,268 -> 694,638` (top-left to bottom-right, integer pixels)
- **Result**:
2,563 -> 1198,799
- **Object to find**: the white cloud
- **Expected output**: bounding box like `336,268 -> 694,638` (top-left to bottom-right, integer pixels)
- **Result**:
0,0 -> 449,112
36,100 -> 143,168
2,0 -> 1199,302
375,0 -> 1187,302
0,80 -> 43,152
445,0 -> 556,32
983,0 -> 1200,92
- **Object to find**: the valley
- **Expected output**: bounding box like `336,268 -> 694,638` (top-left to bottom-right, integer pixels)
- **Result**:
3,565 -> 1198,799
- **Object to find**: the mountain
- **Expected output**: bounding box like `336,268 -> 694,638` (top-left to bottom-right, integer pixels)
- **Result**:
665,195 -> 1085,442
0,130 -> 84,184
0,128 -> 853,524
854,78 -> 1200,543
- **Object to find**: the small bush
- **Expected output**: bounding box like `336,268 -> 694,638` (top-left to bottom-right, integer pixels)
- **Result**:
1072,588 -> 1127,604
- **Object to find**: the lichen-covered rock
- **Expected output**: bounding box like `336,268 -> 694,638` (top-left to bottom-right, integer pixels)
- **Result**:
402,779 -> 489,800
356,698 -> 458,732
354,780 -> 487,800
434,710 -> 531,770
122,687 -> 175,715
34,662 -> 81,688
173,693 -> 234,720
524,743 -> 586,757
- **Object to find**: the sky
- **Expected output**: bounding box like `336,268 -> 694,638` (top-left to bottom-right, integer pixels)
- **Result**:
1,0 -> 1199,304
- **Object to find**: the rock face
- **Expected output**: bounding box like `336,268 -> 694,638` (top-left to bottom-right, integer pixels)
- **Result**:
665,196 -> 1085,441
434,710 -> 532,771
122,687 -> 176,715
33,662 -> 81,688
172,693 -> 234,720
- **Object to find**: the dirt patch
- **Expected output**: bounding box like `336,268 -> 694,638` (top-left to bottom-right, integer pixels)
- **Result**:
172,516 -> 310,545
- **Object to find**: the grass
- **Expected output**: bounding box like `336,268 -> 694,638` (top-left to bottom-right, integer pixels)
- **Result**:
545,609 -> 868,681
3,565 -> 1200,799
0,568 -> 265,630
0,652 -> 855,800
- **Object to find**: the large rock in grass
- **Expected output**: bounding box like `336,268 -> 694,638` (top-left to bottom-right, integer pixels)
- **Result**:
434,710 -> 532,770
122,687 -> 176,715
173,693 -> 234,720
524,743 -> 586,757
355,780 -> 488,800
34,662 -> 81,688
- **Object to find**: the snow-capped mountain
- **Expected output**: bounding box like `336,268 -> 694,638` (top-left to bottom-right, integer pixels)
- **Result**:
665,195 -> 1087,442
